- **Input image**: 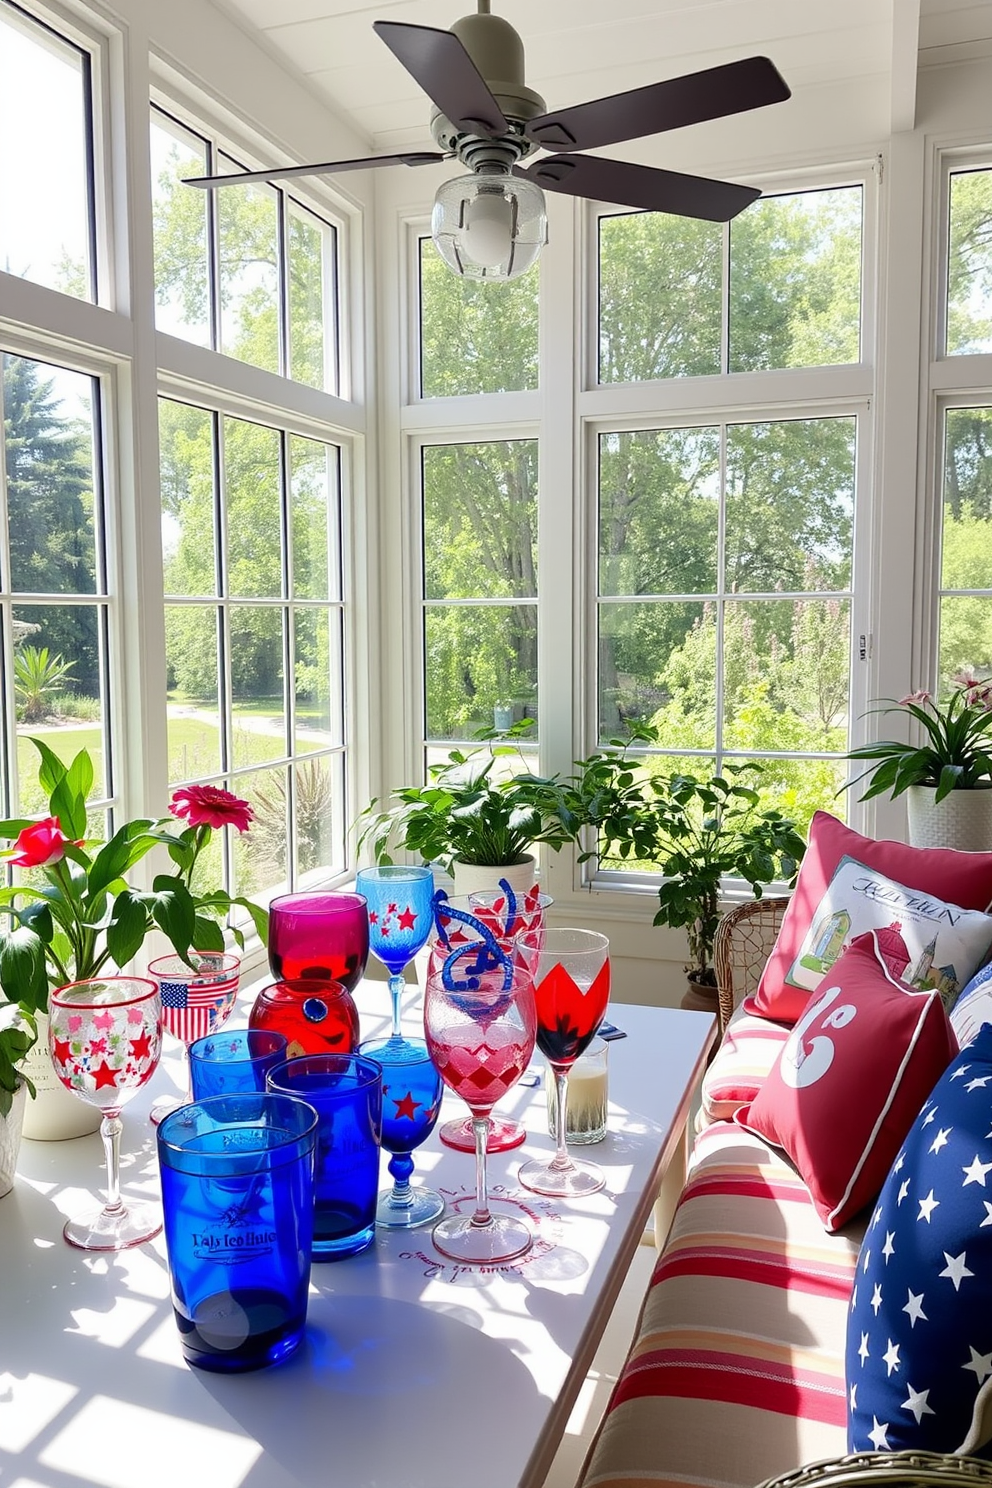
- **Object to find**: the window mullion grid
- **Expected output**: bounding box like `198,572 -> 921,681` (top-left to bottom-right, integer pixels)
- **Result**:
715,422 -> 728,773
279,429 -> 297,883
277,188 -> 290,380
207,141 -> 222,353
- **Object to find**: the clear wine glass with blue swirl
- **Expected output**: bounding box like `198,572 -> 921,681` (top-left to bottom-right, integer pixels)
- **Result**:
360,1034 -> 444,1228
355,866 -> 435,1042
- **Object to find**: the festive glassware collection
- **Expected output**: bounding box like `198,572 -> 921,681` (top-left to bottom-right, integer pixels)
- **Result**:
40,877 -> 614,1368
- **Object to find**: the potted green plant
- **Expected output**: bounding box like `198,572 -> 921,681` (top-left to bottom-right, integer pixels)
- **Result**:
606,763 -> 806,990
0,1001 -> 36,1197
844,677 -> 992,849
356,722 -> 576,895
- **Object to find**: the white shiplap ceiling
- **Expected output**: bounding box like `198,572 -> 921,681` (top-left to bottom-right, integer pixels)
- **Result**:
211,0 -> 992,171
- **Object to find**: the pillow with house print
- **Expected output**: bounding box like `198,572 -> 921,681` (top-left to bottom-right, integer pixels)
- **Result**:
751,849 -> 992,1025
846,1023 -> 992,1458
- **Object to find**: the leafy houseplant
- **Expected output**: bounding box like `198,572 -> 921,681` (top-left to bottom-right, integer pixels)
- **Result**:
0,1002 -> 36,1119
604,763 -> 806,987
0,739 -> 267,1072
845,678 -> 992,802
357,722 -> 576,872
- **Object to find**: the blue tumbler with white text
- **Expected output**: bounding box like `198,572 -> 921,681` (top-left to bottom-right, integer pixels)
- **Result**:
157,1093 -> 318,1373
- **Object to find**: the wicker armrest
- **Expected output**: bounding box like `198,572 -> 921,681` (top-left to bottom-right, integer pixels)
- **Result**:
756,1451 -> 992,1488
713,895 -> 790,1032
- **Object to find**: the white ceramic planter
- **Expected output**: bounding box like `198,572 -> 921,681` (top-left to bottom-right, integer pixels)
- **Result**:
906,785 -> 992,852
0,1079 -> 27,1197
20,1013 -> 102,1141
451,854 -> 537,899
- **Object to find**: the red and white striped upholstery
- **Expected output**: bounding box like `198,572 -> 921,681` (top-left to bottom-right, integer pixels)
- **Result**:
578,1116 -> 865,1488
698,1005 -> 791,1126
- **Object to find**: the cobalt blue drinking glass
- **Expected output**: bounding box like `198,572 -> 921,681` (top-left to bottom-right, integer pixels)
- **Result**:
360,1034 -> 444,1228
156,1092 -> 319,1373
355,866 -> 435,1042
188,1028 -> 288,1100
266,1053 -> 383,1260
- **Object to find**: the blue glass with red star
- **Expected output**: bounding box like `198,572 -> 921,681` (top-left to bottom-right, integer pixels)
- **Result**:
355,866 -> 435,1041
361,1034 -> 444,1228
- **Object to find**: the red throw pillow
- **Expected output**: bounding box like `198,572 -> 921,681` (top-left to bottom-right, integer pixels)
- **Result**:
737,931 -> 958,1232
750,811 -> 992,1024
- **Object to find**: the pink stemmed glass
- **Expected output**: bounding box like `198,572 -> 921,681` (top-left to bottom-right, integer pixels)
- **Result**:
424,958 -> 537,1264
48,977 -> 163,1250
430,886 -> 551,1155
147,951 -> 241,1125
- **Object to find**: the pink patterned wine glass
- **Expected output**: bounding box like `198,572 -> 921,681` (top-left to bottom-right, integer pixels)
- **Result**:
424,957 -> 537,1264
147,951 -> 241,1126
48,977 -> 163,1250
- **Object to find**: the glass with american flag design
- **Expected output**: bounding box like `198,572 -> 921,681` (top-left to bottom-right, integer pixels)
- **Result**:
147,951 -> 241,1126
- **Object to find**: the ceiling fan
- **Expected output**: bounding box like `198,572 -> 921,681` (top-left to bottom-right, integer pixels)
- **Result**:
186,2 -> 790,281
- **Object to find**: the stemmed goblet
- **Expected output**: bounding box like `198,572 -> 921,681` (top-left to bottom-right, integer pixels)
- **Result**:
361,1034 -> 444,1228
355,865 -> 434,1041
429,885 -> 551,1154
48,976 -> 163,1249
147,950 -> 241,1125
424,956 -> 537,1263
516,928 -> 611,1198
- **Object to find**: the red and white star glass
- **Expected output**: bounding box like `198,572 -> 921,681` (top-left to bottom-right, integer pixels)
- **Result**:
48,977 -> 163,1250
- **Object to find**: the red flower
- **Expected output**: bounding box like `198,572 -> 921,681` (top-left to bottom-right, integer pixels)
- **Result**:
169,784 -> 254,833
8,816 -> 77,868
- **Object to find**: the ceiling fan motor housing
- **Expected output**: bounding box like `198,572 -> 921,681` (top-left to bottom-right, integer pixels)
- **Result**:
429,9 -> 546,159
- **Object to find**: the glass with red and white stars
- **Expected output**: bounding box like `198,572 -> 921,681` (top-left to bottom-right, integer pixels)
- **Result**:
355,866 -> 435,1042
48,976 -> 163,1251
360,1034 -> 444,1228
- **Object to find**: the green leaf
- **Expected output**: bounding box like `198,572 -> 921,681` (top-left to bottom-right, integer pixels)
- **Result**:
0,926 -> 49,1014
31,736 -> 68,800
191,915 -> 225,952
106,890 -> 151,968
149,878 -> 197,963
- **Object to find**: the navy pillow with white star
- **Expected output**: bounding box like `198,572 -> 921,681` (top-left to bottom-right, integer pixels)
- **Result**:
846,1023 -> 992,1457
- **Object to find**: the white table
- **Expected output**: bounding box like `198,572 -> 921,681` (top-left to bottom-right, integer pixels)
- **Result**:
0,993 -> 716,1488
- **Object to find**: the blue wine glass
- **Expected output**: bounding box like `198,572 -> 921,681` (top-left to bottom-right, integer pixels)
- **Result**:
355,866 -> 435,1042
361,1035 -> 444,1228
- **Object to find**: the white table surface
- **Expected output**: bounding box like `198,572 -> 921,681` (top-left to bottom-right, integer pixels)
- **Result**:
0,989 -> 716,1488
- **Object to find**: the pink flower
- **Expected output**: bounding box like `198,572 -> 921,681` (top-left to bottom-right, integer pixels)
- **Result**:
169,784 -> 254,833
899,690 -> 931,706
7,816 -> 78,868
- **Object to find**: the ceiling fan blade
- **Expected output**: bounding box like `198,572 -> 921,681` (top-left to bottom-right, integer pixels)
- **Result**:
184,152 -> 446,189
373,20 -> 508,138
518,154 -> 760,222
526,56 -> 790,152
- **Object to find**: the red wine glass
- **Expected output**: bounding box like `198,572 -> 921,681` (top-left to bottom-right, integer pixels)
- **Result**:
424,959 -> 537,1264
268,890 -> 370,991
516,928 -> 611,1198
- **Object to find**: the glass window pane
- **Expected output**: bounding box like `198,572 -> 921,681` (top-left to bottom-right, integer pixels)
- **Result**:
419,239 -> 538,397
218,155 -> 280,373
939,596 -> 992,687
14,602 -> 105,799
4,355 -> 98,595
599,429 -> 719,596
160,400 -> 216,597
725,756 -> 848,835
165,604 -> 221,783
294,607 -> 342,752
230,606 -> 285,769
599,600 -> 713,743
290,435 -> 337,600
151,109 -> 210,346
232,766 -> 289,897
940,406 -> 992,685
721,599 -> 850,754
729,187 -> 862,371
0,5 -> 93,300
425,603 -> 537,740
224,417 -> 282,598
423,441 -> 537,600
293,754 -> 343,879
598,212 -> 722,383
725,417 -> 856,592
288,200 -> 335,391
948,170 -> 992,356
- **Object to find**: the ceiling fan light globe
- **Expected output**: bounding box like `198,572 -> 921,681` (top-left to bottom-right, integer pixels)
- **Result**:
431,172 -> 547,282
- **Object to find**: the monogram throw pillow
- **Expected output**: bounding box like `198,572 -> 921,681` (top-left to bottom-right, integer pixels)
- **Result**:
737,932 -> 958,1232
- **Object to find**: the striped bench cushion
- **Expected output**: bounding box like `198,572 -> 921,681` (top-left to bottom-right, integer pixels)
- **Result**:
579,1120 -> 866,1488
699,1006 -> 791,1126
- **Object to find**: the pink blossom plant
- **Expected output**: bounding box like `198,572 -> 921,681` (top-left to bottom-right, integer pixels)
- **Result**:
847,675 -> 992,803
